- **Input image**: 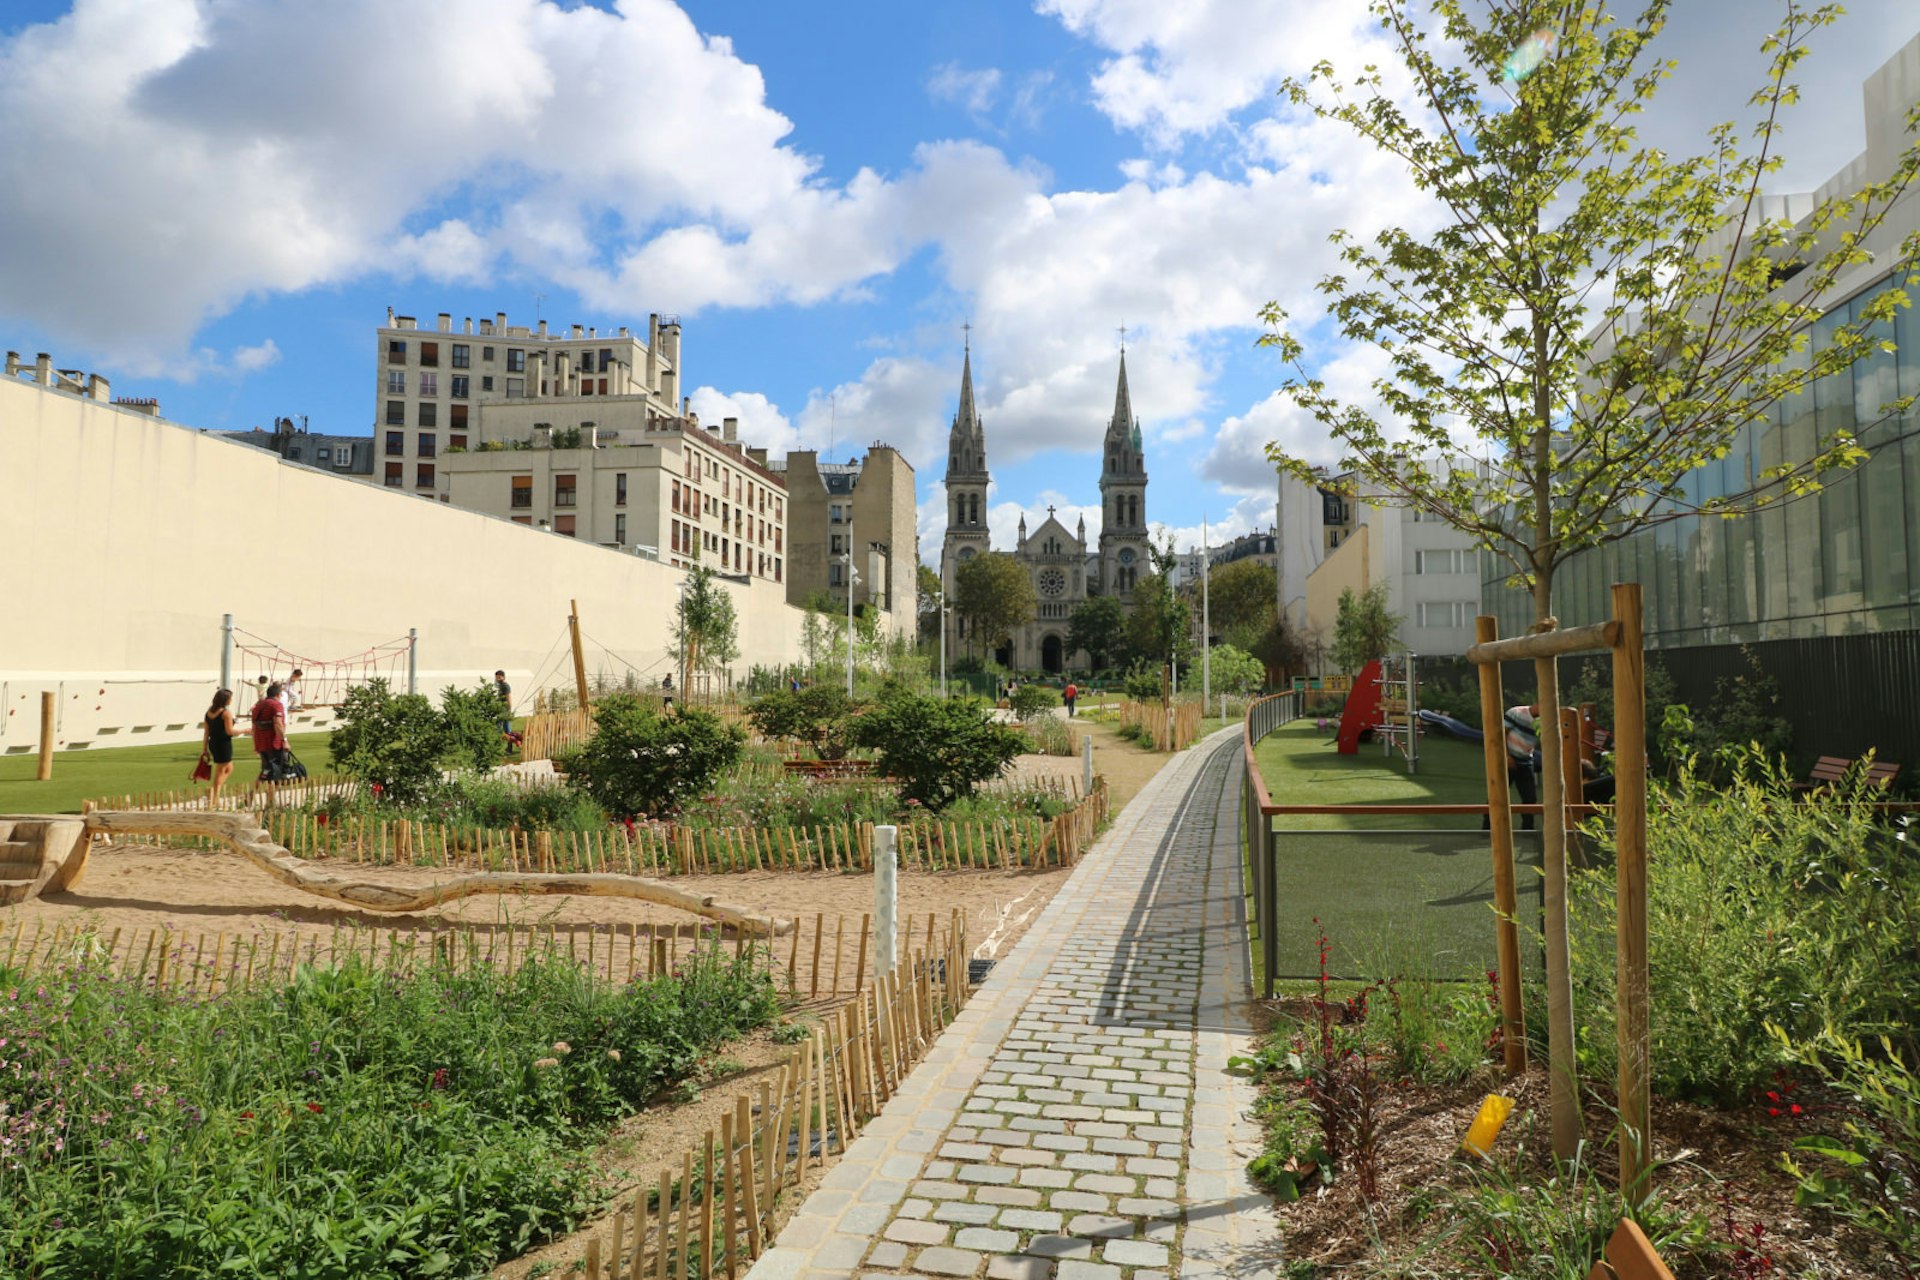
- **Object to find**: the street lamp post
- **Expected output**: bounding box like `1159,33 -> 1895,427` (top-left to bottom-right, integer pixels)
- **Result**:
939,598 -> 950,698
844,518 -> 857,698
1201,515 -> 1211,707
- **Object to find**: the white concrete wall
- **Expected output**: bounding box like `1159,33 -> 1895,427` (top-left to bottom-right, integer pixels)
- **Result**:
0,378 -> 805,754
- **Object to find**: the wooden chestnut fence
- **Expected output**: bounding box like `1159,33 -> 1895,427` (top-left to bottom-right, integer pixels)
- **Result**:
1118,699 -> 1203,752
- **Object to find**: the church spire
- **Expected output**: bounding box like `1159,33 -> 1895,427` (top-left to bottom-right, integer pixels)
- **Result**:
946,334 -> 986,481
1106,348 -> 1135,447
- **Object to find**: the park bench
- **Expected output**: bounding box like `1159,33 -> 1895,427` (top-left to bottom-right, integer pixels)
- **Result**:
1793,755 -> 1902,793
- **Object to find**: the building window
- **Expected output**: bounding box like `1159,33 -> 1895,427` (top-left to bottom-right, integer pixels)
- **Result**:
450,433 -> 467,451
505,377 -> 524,398
450,375 -> 469,399
450,403 -> 468,430
481,376 -> 494,392
419,342 -> 439,368
386,370 -> 405,394
385,431 -> 404,456
483,346 -> 495,362
1328,531 -> 1340,547
615,473 -> 628,506
384,462 -> 403,487
418,402 -> 437,427
829,563 -> 842,585
416,464 -> 435,488
512,515 -> 531,525
555,514 -> 576,537
672,479 -> 681,513
554,475 -> 577,507
775,557 -> 782,583
316,447 -> 331,461
615,513 -> 626,544
1417,601 -> 1474,628
506,349 -> 526,372
600,347 -> 612,370
510,475 -> 532,509
387,339 -> 406,364
381,400 -> 401,426
1415,549 -> 1468,575
419,372 -> 437,397
451,344 -> 470,368
830,534 -> 846,555
417,433 -> 436,458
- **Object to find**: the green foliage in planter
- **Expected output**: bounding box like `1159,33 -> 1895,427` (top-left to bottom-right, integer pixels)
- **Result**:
556,695 -> 746,819
850,692 -> 1025,810
747,685 -> 864,759
1008,683 -> 1059,722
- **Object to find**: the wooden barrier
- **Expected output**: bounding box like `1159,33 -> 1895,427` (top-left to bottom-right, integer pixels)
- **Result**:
1118,700 -> 1202,752
519,708 -> 597,762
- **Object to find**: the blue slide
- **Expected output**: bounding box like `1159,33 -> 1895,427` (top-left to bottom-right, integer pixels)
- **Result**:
1418,709 -> 1484,744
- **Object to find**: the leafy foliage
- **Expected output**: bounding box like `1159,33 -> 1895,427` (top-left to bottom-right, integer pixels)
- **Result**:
1067,595 -> 1128,671
1204,559 -> 1278,636
672,566 -> 741,685
850,691 -> 1025,810
1204,644 -> 1267,697
954,552 -> 1037,654
1008,683 -> 1060,722
556,695 -> 746,819
747,685 -> 864,759
1330,584 -> 1401,674
439,682 -> 511,773
328,679 -> 490,806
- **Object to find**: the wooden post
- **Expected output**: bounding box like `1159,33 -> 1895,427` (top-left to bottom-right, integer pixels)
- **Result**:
569,598 -> 592,714
1611,582 -> 1650,1194
36,691 -> 55,781
1474,615 -> 1528,1075
1560,705 -> 1585,866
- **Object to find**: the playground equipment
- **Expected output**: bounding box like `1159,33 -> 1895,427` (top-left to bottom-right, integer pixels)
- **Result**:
0,810 -> 791,936
1334,653 -> 1420,774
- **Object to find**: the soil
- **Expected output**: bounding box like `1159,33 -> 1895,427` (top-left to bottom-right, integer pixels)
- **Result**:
1251,1000 -> 1903,1279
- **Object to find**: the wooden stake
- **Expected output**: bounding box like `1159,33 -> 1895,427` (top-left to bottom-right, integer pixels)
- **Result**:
1474,614 -> 1528,1076
854,913 -> 870,995
1611,582 -> 1651,1193
654,1168 -> 671,1280
737,1095 -> 761,1257
721,1112 -> 739,1278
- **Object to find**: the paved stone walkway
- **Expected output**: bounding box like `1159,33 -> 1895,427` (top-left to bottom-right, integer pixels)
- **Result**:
748,729 -> 1280,1280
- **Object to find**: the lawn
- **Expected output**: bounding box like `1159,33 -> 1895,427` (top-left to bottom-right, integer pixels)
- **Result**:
0,730 -> 340,814
1248,718 -> 1542,982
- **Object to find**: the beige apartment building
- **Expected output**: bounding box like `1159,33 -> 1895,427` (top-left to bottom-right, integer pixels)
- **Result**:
774,447 -> 918,636
372,308 -> 683,497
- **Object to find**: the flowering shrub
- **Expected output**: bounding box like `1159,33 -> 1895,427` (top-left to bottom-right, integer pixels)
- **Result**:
0,938 -> 777,1277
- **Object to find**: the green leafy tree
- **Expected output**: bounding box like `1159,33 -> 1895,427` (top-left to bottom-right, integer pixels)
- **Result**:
328,679 -> 452,805
916,563 -> 945,648
1008,683 -> 1061,722
439,683 -> 511,773
1260,0 -> 1920,1158
673,566 -> 741,695
1067,596 -> 1128,672
747,685 -> 865,759
954,552 -> 1037,658
1246,618 -> 1309,683
1205,644 -> 1267,697
557,694 -> 746,819
850,691 -> 1026,810
1330,584 -> 1402,673
1205,560 -> 1278,637
1124,536 -> 1191,702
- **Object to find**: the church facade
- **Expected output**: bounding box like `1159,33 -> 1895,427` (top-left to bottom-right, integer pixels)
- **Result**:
940,348 -> 1151,674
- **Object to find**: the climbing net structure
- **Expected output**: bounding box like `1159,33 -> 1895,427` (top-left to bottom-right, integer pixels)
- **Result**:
231,628 -> 414,707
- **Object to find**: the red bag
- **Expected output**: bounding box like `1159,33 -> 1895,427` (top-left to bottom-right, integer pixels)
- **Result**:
191,753 -> 213,783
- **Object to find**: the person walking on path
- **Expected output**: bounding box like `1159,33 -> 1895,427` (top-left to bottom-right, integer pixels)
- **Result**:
200,689 -> 243,808
281,669 -> 304,716
248,682 -> 290,803
1064,680 -> 1078,716
492,669 -> 513,730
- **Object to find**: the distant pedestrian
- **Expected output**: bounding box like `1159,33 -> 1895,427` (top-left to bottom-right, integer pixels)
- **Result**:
1064,681 -> 1078,717
248,682 -> 290,801
200,688 -> 243,807
493,670 -> 513,733
281,669 -> 304,716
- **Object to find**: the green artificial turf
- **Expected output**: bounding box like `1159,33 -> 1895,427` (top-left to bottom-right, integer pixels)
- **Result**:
1248,718 -> 1543,982
0,731 -> 339,815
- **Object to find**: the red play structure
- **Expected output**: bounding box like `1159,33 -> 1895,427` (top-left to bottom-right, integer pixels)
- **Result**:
1336,659 -> 1384,754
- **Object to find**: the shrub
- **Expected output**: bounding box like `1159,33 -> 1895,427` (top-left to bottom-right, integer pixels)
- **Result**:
1023,714 -> 1074,756
747,685 -> 864,758
329,679 -> 457,805
1204,644 -> 1267,697
1561,760 -> 1919,1102
441,682 -> 511,773
556,695 -> 746,819
1122,665 -> 1164,701
850,692 -> 1025,810
1008,683 -> 1060,721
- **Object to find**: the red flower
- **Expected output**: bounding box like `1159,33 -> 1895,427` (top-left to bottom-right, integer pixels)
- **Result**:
238,1110 -> 254,1121
315,813 -> 329,827
305,1102 -> 323,1114
370,783 -> 384,796
430,1067 -> 450,1091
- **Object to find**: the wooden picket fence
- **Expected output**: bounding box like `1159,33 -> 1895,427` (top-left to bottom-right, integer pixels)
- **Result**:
0,907 -> 970,1008
1120,699 -> 1203,752
520,708 -> 596,761
572,924 -> 972,1280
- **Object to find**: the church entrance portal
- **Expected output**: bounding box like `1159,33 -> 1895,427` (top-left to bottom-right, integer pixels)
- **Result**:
1041,634 -> 1064,674
994,641 -> 1014,669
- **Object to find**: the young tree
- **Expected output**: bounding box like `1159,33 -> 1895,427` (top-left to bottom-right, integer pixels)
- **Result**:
1067,595 -> 1128,671
1261,0 -> 1919,1160
1205,560 -> 1279,637
916,563 -> 945,648
673,566 -> 741,698
1125,535 -> 1192,706
1330,584 -> 1402,673
954,552 -> 1038,658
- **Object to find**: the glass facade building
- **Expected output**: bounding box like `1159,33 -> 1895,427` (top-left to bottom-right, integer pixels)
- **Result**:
1484,275 -> 1920,647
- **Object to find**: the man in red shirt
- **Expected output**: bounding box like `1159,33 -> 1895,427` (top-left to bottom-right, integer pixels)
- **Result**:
1064,681 -> 1079,717
248,681 -> 290,800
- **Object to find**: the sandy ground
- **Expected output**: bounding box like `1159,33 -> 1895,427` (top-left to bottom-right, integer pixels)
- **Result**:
0,734 -> 1182,1278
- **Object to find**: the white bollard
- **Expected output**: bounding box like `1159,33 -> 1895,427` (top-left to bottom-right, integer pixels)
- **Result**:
874,824 -> 898,983
1082,734 -> 1094,796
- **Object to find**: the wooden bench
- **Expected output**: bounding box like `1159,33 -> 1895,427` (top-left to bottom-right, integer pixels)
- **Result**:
1793,756 -> 1902,792
1584,1219 -> 1675,1280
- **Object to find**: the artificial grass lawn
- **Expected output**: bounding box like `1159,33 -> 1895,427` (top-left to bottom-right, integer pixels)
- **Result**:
1249,719 -> 1542,982
0,730 -> 339,814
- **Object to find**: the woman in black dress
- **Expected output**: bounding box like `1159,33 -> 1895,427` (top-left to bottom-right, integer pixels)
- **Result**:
201,689 -> 242,807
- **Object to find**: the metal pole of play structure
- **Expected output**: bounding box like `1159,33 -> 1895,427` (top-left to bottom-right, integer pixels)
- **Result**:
874,824 -> 898,983
220,613 -> 235,691
407,628 -> 419,696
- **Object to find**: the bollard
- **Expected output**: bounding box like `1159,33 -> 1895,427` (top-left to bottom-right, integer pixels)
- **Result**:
1082,734 -> 1094,796
36,691 -> 55,781
874,824 -> 898,983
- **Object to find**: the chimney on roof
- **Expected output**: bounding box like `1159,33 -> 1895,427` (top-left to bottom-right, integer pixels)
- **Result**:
4,351 -> 17,377
437,313 -> 451,332
464,316 -> 473,334
35,353 -> 52,386
496,312 -> 507,331
386,306 -> 395,326
723,417 -> 738,443
537,320 -> 548,337
572,324 -> 584,338
87,373 -> 110,401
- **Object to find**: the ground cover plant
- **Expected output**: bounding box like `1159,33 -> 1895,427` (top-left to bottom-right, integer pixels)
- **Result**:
0,936 -> 779,1279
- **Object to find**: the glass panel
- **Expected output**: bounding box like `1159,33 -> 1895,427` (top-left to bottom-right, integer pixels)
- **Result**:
1784,353 -> 1822,627
1859,437 -> 1908,614
1852,283 -> 1899,439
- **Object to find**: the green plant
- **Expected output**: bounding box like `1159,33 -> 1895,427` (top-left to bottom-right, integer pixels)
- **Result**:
747,686 -> 864,759
557,695 -> 746,819
329,678 -> 455,805
1331,583 -> 1401,675
1202,644 -> 1267,697
1247,1093 -> 1326,1201
1775,1027 -> 1920,1274
673,567 -> 741,687
1022,714 -> 1074,756
1121,665 -> 1164,702
1008,683 -> 1059,721
850,691 -> 1025,810
1381,972 -> 1499,1086
441,681 -> 511,773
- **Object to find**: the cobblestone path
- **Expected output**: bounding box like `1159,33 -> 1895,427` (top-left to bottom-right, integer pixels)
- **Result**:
748,729 -> 1279,1280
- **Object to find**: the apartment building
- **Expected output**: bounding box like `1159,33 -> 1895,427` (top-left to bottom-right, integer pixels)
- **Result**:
773,446 -> 918,636
1304,468 -> 1483,657
221,417 -> 375,479
372,308 -> 682,497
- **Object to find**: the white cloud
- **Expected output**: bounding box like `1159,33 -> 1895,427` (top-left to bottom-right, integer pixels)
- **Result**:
687,387 -> 797,457
231,339 -> 281,374
927,63 -> 1003,117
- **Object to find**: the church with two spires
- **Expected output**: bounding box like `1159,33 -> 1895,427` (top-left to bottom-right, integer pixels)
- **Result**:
939,346 -> 1151,674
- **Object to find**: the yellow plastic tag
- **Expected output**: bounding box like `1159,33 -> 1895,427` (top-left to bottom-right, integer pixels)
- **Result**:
1461,1093 -> 1516,1158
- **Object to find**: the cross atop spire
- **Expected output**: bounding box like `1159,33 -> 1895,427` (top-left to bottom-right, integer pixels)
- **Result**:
963,319 -> 971,352
1117,323 -> 1127,355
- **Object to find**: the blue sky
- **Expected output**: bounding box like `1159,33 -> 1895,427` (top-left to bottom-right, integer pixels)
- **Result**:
2,0 -> 1914,565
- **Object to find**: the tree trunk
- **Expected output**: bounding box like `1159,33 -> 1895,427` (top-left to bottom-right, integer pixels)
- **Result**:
1532,577 -> 1582,1163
